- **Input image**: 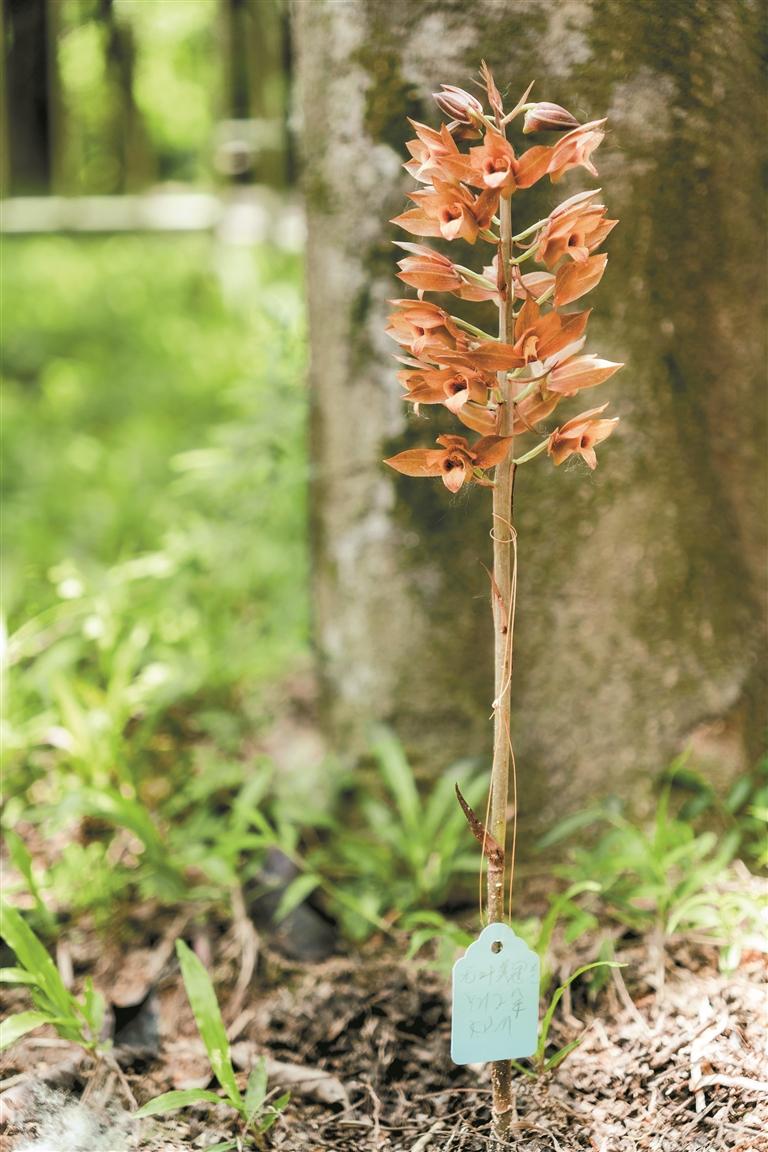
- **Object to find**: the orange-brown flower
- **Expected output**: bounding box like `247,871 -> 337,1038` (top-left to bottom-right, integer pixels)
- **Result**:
393,180 -> 499,244
394,243 -> 497,300
385,299 -> 468,358
554,252 -> 608,306
467,135 -> 554,194
398,364 -> 493,413
437,338 -> 528,372
536,190 -> 617,268
403,120 -> 475,185
523,102 -> 580,133
547,353 -> 623,396
547,120 -> 606,183
469,131 -> 517,195
547,403 -> 618,468
512,299 -> 591,365
385,433 -> 513,492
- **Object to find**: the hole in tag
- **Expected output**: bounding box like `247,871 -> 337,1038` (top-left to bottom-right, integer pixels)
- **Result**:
491,940 -> 503,954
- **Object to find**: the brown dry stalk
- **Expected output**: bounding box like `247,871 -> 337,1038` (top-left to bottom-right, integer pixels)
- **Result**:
488,184 -> 516,1138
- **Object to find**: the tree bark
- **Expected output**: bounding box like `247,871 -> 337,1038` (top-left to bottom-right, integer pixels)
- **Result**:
293,0 -> 767,829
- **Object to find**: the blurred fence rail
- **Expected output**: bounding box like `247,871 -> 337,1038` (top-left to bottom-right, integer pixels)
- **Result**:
0,190 -> 303,248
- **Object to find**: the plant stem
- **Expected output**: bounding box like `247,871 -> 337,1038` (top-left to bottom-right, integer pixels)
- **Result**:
509,378 -> 541,403
488,190 -> 516,1140
450,315 -> 496,341
454,264 -> 497,291
514,438 -> 549,465
511,215 -> 548,242
511,244 -> 537,266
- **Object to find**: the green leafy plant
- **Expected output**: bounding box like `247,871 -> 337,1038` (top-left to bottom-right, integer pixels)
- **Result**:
5,235 -> 308,929
136,940 -> 289,1149
542,786 -> 765,969
403,910 -> 475,972
661,755 -> 768,869
3,831 -> 57,936
510,960 -> 624,1077
0,901 -> 105,1053
307,730 -> 487,939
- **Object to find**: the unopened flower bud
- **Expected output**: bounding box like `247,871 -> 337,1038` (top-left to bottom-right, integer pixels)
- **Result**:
523,102 -> 580,133
433,85 -> 484,125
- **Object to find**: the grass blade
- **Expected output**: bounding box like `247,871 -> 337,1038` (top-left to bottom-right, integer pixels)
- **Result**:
0,967 -> 41,985
175,940 -> 242,1108
245,1057 -> 268,1122
371,728 -> 421,833
537,961 -> 624,1062
134,1089 -> 222,1118
274,874 -> 321,924
544,1035 -> 583,1070
0,902 -> 72,1017
0,1010 -> 53,1050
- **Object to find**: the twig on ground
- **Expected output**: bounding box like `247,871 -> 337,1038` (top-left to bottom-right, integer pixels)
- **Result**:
362,1078 -> 383,1147
410,1119 -> 444,1151
610,964 -> 649,1035
225,885 -> 260,1023
695,1073 -> 768,1095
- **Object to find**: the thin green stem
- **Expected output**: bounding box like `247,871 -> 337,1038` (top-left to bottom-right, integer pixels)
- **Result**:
501,102 -> 536,127
451,315 -> 496,341
509,379 -> 541,404
511,244 -> 537,266
511,216 -> 548,243
454,265 -> 497,291
514,438 -> 549,465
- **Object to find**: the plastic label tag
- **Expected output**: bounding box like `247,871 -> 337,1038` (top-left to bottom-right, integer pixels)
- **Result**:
451,921 -> 540,1065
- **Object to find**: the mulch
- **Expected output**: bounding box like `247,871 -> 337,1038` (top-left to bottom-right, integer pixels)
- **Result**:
1,920 -> 766,1152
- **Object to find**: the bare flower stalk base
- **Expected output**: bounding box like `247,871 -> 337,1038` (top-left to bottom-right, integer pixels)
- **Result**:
489,193 -> 516,1138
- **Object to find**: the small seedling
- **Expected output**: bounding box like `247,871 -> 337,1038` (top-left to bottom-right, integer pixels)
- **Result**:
135,939 -> 289,1149
0,900 -> 105,1053
543,786 -> 763,971
510,960 -> 624,1076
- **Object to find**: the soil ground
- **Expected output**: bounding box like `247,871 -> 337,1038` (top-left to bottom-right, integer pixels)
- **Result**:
1,917 -> 766,1152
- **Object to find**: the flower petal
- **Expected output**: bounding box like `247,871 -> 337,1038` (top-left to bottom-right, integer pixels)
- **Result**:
554,253 -> 608,306
548,354 -> 623,395
384,449 -> 446,478
473,436 -> 514,469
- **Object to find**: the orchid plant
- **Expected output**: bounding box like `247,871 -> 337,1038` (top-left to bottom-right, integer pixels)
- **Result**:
384,64 -> 622,1139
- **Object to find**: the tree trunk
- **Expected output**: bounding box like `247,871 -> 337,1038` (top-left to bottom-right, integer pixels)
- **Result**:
100,0 -> 153,193
292,0 -> 766,830
4,0 -> 52,193
221,0 -> 289,187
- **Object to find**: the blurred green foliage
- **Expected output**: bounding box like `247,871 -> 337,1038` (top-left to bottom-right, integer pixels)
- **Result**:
56,0 -> 219,192
3,234 -> 307,827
